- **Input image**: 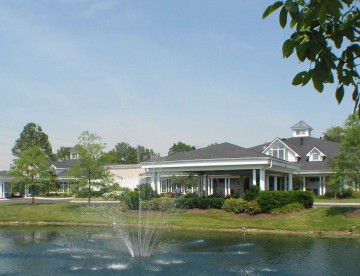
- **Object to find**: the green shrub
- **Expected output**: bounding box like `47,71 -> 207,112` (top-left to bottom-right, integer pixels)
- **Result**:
162,192 -> 176,198
243,185 -> 260,201
173,197 -> 196,209
340,188 -> 353,198
184,192 -> 198,198
75,189 -> 105,199
142,197 -> 175,211
222,198 -> 248,214
193,197 -> 225,209
256,191 -> 314,213
256,191 -> 290,213
119,184 -> 158,210
270,202 -> 305,215
290,190 -> 314,208
353,191 -> 360,198
324,191 -> 335,199
244,200 -> 262,215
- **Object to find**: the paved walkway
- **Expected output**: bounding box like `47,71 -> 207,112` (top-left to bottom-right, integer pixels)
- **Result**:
314,202 -> 360,208
0,197 -> 74,204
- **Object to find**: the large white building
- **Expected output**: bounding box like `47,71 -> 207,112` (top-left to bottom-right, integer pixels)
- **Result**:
143,121 -> 339,196
0,121 -> 340,198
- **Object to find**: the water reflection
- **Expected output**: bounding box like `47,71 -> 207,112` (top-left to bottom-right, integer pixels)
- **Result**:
0,227 -> 359,275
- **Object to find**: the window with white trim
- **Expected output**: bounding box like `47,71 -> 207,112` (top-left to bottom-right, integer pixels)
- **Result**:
313,153 -> 320,160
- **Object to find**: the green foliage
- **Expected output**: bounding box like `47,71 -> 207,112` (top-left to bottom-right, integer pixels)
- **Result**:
12,122 -> 54,160
256,191 -> 314,213
323,126 -> 344,142
7,146 -> 53,201
193,197 -> 225,210
270,202 -> 305,215
352,191 -> 360,198
168,141 -> 196,155
243,185 -> 260,201
222,198 -> 248,214
170,174 -> 198,190
55,146 -> 71,160
67,131 -> 112,204
330,115 -> 360,189
119,184 -> 158,210
142,197 -> 175,211
290,190 -> 314,208
173,196 -> 225,210
244,200 -> 262,215
75,188 -> 105,198
101,142 -> 156,164
263,0 -> 360,114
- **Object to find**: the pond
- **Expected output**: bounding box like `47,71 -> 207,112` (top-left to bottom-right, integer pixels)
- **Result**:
0,226 -> 359,275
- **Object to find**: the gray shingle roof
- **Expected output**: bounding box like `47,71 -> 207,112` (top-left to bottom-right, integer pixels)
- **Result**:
0,170 -> 7,176
249,137 -> 340,171
161,142 -> 268,162
48,159 -> 78,169
291,120 -> 313,130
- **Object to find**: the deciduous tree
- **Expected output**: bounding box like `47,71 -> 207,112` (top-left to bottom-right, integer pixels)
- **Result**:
322,126 -> 344,142
67,131 -> 112,204
263,0 -> 360,114
168,142 -> 196,155
101,142 -> 156,164
330,115 -> 360,192
12,123 -> 54,160
7,146 -> 50,203
56,146 -> 72,160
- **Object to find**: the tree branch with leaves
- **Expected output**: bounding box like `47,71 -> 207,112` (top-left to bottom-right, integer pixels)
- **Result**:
263,0 -> 360,115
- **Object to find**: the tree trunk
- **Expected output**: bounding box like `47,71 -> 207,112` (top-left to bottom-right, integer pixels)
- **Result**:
88,178 -> 91,205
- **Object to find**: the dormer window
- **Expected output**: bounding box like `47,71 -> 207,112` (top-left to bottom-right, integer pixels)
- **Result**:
313,153 -> 319,161
307,147 -> 326,162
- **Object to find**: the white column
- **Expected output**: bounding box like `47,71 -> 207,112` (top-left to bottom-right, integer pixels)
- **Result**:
323,177 -> 327,194
265,175 -> 270,191
252,169 -> 257,186
302,177 -> 306,191
319,177 -> 323,196
274,176 -> 278,191
210,178 -> 214,195
284,176 -> 288,191
151,172 -> 156,192
224,178 -> 227,196
156,173 -> 161,194
288,173 -> 293,191
227,178 -> 231,196
259,169 -> 265,191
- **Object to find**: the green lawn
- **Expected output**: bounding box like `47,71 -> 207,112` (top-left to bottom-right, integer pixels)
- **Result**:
0,203 -> 359,235
314,197 -> 360,203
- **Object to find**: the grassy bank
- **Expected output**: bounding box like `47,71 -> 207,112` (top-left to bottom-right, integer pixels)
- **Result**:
0,203 -> 359,236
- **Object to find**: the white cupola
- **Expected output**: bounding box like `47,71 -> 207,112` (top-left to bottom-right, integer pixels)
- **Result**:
291,121 -> 313,137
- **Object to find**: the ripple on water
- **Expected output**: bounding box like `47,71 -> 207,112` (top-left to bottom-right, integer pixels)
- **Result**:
154,259 -> 184,265
107,263 -> 129,271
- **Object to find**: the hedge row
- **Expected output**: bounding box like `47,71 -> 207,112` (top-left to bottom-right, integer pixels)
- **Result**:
256,190 -> 314,213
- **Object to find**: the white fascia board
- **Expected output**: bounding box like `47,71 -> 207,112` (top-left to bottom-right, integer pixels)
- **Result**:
294,170 -> 333,175
142,157 -> 271,170
270,161 -> 301,173
105,164 -> 142,170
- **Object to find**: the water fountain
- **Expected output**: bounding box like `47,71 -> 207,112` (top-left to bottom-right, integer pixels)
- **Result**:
97,194 -> 177,258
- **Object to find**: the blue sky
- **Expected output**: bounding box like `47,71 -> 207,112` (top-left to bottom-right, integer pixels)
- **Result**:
0,0 -> 353,170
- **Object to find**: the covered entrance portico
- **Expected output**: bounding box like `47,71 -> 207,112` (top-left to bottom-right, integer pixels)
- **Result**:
143,156 -> 300,197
